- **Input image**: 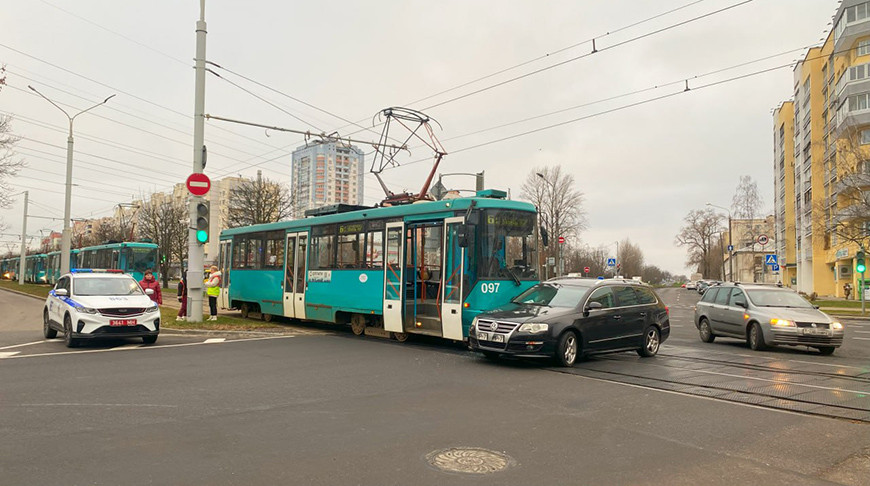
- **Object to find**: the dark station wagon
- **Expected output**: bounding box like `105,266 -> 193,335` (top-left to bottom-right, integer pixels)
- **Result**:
469,277 -> 670,366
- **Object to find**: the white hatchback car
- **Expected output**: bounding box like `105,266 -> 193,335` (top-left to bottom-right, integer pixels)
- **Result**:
43,270 -> 160,347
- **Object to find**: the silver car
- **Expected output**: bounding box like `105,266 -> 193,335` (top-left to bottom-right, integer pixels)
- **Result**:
693,283 -> 844,355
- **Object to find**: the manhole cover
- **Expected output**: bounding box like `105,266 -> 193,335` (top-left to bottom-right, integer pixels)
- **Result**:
427,447 -> 512,474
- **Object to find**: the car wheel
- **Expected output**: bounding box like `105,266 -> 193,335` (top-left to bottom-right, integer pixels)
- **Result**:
698,318 -> 715,343
391,332 -> 409,343
748,322 -> 767,351
63,315 -> 79,348
43,309 -> 57,339
142,335 -> 158,345
482,351 -> 500,361
350,315 -> 366,336
240,303 -> 250,319
637,326 -> 660,357
816,346 -> 835,356
554,331 -> 579,367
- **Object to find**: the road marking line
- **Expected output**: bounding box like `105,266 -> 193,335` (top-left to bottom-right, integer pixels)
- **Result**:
0,340 -> 47,350
854,331 -> 870,334
855,337 -> 870,341
0,351 -> 21,359
3,335 -> 295,359
782,359 -> 866,370
204,338 -> 226,343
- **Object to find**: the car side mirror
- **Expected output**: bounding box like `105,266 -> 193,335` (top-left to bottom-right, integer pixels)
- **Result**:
813,305 -> 820,309
145,288 -> 154,295
584,301 -> 603,313
733,300 -> 747,308
55,288 -> 68,297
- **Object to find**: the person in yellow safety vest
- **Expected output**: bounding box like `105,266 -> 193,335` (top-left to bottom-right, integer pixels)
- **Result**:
205,265 -> 221,321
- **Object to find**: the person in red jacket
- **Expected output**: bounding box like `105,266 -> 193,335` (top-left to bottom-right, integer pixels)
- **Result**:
139,269 -> 162,305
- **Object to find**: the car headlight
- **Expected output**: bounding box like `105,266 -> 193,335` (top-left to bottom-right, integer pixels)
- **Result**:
79,306 -> 99,314
145,305 -> 159,314
518,322 -> 549,334
831,321 -> 843,330
770,318 -> 795,327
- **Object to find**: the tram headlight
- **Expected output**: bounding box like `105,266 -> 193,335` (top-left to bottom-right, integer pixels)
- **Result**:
518,322 -> 549,334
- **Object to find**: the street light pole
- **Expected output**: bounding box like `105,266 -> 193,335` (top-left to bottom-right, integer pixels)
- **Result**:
29,85 -> 115,275
707,203 -> 733,281
187,0 -> 208,323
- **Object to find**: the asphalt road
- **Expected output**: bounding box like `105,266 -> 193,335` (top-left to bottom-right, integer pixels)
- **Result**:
1,287 -> 868,486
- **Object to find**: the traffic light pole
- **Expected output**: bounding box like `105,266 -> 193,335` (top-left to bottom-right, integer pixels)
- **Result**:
187,0 -> 208,323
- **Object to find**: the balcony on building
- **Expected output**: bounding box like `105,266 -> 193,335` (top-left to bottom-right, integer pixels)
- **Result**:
834,1 -> 870,53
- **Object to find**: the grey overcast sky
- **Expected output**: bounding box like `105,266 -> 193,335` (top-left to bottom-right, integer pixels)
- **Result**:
0,0 -> 838,275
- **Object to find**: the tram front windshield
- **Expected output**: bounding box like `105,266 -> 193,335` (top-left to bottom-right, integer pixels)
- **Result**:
126,247 -> 157,274
478,209 -> 538,281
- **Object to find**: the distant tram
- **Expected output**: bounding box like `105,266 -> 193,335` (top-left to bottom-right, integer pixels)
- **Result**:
219,192 -> 540,340
0,241 -> 158,284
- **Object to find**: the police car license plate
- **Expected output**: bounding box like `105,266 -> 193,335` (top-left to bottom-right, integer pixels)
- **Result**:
110,319 -> 137,327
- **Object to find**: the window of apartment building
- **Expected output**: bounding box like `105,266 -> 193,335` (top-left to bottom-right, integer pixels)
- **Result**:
861,128 -> 870,145
849,92 -> 870,112
847,2 -> 870,23
859,40 -> 870,57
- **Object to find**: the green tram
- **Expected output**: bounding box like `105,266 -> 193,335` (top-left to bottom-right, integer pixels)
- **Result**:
0,242 -> 157,284
218,192 -> 540,341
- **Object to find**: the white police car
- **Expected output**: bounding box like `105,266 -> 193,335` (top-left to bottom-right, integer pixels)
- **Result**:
43,270 -> 160,347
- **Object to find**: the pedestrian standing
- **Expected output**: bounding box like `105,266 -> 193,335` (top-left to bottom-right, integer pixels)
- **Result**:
139,269 -> 162,305
176,271 -> 188,321
205,265 -> 221,321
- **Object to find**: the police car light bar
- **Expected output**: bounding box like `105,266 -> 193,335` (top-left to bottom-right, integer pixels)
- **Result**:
71,269 -> 125,273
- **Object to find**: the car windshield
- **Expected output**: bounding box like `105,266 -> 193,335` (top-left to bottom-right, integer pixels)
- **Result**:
74,277 -> 144,296
746,289 -> 814,308
511,282 -> 591,308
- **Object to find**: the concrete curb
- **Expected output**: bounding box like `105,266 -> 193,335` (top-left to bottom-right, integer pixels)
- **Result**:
0,286 -> 46,301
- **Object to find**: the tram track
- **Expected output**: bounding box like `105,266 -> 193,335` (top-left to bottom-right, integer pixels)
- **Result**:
554,351 -> 870,424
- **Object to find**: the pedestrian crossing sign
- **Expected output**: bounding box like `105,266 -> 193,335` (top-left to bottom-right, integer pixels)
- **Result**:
765,254 -> 777,265
606,258 -> 616,267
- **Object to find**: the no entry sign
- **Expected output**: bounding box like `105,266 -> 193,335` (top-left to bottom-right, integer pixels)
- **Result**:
186,173 -> 211,196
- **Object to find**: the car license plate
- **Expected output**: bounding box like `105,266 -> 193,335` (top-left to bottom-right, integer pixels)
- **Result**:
492,334 -> 505,343
803,328 -> 829,336
110,319 -> 137,327
477,332 -> 489,341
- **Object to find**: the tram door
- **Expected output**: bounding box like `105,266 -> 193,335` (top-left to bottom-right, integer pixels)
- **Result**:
218,240 -> 231,310
283,232 -> 308,319
441,217 -> 465,340
404,221 -> 445,336
383,223 -> 404,333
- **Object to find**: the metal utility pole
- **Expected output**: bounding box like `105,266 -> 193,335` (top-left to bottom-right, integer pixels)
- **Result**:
707,203 -> 733,281
187,0 -> 208,323
18,191 -> 27,285
29,86 -> 114,275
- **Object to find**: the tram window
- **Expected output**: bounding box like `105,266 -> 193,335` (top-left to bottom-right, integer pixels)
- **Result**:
337,234 -> 361,269
365,230 -> 384,269
263,231 -> 284,269
247,235 -> 264,270
311,235 -> 335,270
232,237 -> 248,268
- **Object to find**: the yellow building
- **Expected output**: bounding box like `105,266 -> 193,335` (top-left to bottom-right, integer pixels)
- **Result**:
775,1 -> 870,297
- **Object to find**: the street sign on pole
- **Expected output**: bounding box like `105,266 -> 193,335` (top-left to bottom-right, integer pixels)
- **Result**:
186,173 -> 211,196
757,234 -> 769,246
727,244 -> 733,252
606,258 -> 616,267
584,266 -> 590,274
558,236 -> 565,244
765,254 -> 777,265
771,263 -> 780,272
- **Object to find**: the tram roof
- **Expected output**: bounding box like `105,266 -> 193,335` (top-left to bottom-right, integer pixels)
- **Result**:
221,196 -> 536,237
76,241 -> 158,251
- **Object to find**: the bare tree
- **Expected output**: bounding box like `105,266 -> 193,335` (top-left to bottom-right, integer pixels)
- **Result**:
0,66 -> 25,232
816,127 -> 870,247
641,265 -> 672,285
675,208 -> 724,278
89,218 -> 125,246
520,165 -> 587,275
137,196 -> 189,288
563,243 -> 608,276
618,239 -> 644,277
227,171 -> 293,228
731,175 -> 763,220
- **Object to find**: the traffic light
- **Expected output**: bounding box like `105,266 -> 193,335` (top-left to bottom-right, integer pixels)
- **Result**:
195,201 -> 210,244
857,251 -> 866,273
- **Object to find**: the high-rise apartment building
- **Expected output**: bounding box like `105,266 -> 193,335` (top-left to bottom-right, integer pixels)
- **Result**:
775,1 -> 870,296
291,141 -> 365,218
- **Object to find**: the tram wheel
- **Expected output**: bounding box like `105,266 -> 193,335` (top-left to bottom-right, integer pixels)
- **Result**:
240,303 -> 250,319
391,332 -> 409,343
350,315 -> 366,336
262,313 -> 273,323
